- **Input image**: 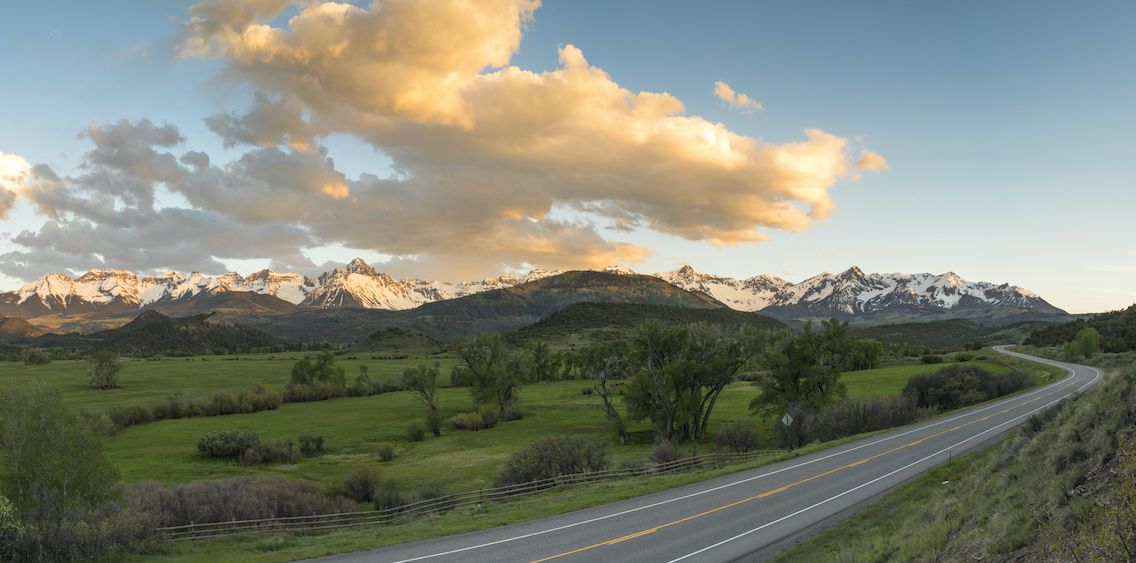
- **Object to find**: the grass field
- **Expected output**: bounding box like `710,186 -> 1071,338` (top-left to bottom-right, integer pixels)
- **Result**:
0,355 -> 459,412
76,358 -> 1025,492
116,352 -> 1066,563
0,351 -> 1059,495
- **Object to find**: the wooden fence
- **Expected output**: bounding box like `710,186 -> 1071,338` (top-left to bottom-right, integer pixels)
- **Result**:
156,449 -> 785,542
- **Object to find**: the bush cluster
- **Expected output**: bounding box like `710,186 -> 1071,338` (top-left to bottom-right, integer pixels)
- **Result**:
447,405 -> 500,431
196,430 -> 261,458
651,440 -> 683,463
804,396 -> 921,443
406,420 -> 426,442
285,378 -> 407,402
196,430 -> 324,465
714,420 -> 762,453
903,365 -> 1034,410
107,386 -> 283,432
497,436 -> 609,486
122,477 -> 355,528
1,504 -> 153,563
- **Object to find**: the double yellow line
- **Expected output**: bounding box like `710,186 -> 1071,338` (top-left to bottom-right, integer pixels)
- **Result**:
531,376 -> 1079,563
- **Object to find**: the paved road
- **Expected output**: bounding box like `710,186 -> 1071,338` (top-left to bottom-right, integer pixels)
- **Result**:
313,347 -> 1101,563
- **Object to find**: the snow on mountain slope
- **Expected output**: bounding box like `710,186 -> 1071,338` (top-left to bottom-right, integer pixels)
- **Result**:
300,259 -> 561,310
657,265 -> 790,311
0,260 -> 1063,319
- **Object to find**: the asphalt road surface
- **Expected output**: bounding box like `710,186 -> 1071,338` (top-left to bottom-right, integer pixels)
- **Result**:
312,347 -> 1101,563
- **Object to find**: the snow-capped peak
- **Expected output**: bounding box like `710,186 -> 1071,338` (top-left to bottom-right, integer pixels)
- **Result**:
1,261 -> 1061,318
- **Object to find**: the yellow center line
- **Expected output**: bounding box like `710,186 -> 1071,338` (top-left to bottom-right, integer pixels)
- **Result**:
530,377 -> 1078,563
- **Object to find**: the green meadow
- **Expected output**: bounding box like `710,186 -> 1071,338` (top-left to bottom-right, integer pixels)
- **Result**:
0,353 -> 1055,494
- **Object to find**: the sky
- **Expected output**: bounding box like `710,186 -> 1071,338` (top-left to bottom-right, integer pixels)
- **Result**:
0,0 -> 1133,314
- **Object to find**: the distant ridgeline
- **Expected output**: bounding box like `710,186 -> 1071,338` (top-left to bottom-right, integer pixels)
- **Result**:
1026,304 -> 1136,352
32,311 -> 289,357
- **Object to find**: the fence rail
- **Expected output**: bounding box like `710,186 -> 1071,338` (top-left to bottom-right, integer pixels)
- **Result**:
155,449 -> 785,542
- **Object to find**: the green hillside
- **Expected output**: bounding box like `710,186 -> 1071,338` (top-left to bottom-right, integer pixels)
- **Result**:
34,311 -> 288,357
507,301 -> 785,348
854,319 -> 1056,354
1026,304 -> 1136,352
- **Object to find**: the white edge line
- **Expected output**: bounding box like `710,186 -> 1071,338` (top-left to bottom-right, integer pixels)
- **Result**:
389,352 -> 1087,563
666,364 -> 1103,563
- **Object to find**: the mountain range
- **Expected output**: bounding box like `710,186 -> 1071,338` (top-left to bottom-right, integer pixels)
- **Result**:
0,260 -> 1067,333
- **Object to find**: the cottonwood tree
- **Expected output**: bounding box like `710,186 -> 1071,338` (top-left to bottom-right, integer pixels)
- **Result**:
452,333 -> 523,413
525,342 -> 566,382
578,340 -> 633,444
624,322 -> 764,443
401,363 -> 441,436
290,349 -> 346,388
87,350 -> 125,390
0,382 -> 118,559
750,319 -> 855,448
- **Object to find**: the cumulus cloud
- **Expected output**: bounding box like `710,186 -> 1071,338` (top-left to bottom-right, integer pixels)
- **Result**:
0,0 -> 887,281
714,81 -> 764,113
0,151 -> 32,218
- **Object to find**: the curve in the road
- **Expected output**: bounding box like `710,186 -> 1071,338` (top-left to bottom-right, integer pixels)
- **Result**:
312,347 -> 1101,563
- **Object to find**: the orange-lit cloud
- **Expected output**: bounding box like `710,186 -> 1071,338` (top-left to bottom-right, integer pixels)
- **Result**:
856,151 -> 890,172
714,80 -> 764,113
0,1 -> 887,280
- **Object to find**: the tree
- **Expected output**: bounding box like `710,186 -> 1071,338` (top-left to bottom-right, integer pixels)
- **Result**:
0,382 -> 118,558
525,342 -> 566,383
624,322 -> 763,442
1064,327 -> 1102,360
401,363 -> 441,436
290,349 -> 346,389
87,350 -> 124,390
849,339 -> 884,371
578,341 -> 633,444
750,319 -> 854,448
452,333 -> 523,413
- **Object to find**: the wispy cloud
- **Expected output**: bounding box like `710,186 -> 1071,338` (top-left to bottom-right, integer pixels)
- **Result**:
714,81 -> 764,113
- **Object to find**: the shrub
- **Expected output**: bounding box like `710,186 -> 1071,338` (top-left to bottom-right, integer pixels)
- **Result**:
478,404 -> 499,428
298,434 -> 325,457
79,409 -> 117,437
406,420 -> 426,442
123,477 -> 354,528
108,405 -> 153,430
714,420 -> 762,453
920,354 -> 944,364
903,365 -> 1035,411
497,436 -> 609,486
196,430 -> 261,459
377,445 -> 395,462
239,439 -> 300,465
447,410 -> 498,431
500,405 -> 524,421
373,482 -> 404,510
954,352 -> 973,362
341,466 -> 383,503
805,396 -> 920,443
652,440 -> 683,464
21,348 -> 52,365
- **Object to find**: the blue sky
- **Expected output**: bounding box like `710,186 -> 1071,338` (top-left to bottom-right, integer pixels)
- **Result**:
0,0 -> 1133,313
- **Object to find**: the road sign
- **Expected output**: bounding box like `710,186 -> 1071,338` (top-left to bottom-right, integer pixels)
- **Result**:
780,413 -> 793,427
